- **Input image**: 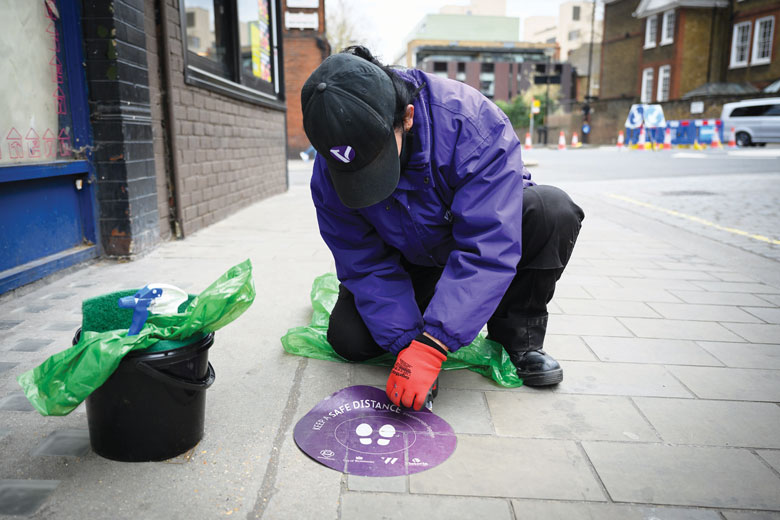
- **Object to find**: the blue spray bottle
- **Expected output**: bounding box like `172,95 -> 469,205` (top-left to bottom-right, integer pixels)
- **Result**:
117,284 -> 188,336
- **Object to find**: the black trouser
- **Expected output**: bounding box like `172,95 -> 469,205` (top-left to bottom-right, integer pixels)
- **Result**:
327,185 -> 585,361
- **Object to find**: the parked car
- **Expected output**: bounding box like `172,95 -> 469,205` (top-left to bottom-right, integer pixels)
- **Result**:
721,97 -> 780,147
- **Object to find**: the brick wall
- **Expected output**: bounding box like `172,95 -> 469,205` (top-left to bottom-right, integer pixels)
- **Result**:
143,0 -> 173,241
600,0 -> 643,99
147,0 -> 288,237
726,0 -> 780,87
284,35 -> 328,156
83,0 -> 161,256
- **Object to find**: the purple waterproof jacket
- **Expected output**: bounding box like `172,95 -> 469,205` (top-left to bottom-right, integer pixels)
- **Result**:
310,69 -> 534,354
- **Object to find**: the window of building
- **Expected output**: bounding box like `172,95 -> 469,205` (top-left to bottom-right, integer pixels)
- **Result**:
568,30 -> 580,41
432,61 -> 448,78
657,65 -> 671,101
641,67 -> 654,103
751,16 -> 775,66
456,62 -> 466,82
480,62 -> 495,99
730,21 -> 751,68
660,10 -> 675,45
181,0 -> 282,107
644,15 -> 658,48
573,5 -> 580,21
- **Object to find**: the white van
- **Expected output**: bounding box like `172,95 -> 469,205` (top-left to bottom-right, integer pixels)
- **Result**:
721,97 -> 780,147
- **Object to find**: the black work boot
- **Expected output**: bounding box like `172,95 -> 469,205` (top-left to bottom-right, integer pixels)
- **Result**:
500,315 -> 563,387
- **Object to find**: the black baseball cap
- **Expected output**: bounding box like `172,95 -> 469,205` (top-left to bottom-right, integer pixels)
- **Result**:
301,53 -> 399,209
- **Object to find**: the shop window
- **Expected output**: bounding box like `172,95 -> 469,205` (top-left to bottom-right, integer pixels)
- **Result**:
640,67 -> 654,103
730,21 -> 751,68
644,15 -> 657,49
656,65 -> 671,102
660,10 -> 674,45
751,16 -> 774,66
181,0 -> 282,106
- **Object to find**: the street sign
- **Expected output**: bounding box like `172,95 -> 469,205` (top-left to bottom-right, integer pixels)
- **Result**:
532,99 -> 541,114
582,123 -> 591,134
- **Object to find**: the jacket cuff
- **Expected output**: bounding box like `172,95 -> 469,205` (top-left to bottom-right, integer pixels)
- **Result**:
423,324 -> 464,353
389,329 -> 422,355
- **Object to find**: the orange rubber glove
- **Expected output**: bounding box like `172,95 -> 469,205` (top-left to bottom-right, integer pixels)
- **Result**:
386,335 -> 447,411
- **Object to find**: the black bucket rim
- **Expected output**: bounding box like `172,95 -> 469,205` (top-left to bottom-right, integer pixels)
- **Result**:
72,328 -> 214,363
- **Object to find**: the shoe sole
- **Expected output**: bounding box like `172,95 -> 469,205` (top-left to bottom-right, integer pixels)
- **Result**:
518,368 -> 563,387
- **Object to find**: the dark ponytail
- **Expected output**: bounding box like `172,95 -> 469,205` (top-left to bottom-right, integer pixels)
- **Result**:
341,45 -> 420,130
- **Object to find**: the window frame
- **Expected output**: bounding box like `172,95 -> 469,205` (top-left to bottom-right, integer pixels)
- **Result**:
751,16 -> 775,66
641,67 -> 654,103
656,65 -> 671,102
660,10 -> 675,45
730,21 -> 752,69
644,15 -> 658,49
179,0 -> 285,111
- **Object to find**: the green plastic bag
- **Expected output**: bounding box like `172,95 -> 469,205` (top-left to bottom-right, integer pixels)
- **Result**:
281,273 -> 523,388
18,260 -> 256,416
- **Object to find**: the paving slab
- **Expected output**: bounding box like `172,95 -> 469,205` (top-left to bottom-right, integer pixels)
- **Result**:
721,322 -> 780,343
431,389 -> 493,435
647,302 -> 763,323
757,450 -> 780,474
632,268 -> 720,281
634,397 -> 780,448
583,336 -> 723,366
511,499 -> 722,520
759,294 -> 780,306
722,512 -> 780,520
347,474 -> 407,493
697,341 -> 780,369
582,442 -> 780,509
670,290 -> 772,306
743,307 -> 780,324
546,315 -> 633,337
340,492 -> 513,520
611,277 -> 702,291
552,361 -> 693,398
555,298 -> 661,318
410,436 -> 606,501
618,317 -> 745,342
692,281 -> 780,294
584,287 -> 682,303
668,366 -> 780,401
487,392 -> 658,442
544,334 -> 598,361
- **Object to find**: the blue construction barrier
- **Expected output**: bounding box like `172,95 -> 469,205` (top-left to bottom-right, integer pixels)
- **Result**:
625,119 -> 725,147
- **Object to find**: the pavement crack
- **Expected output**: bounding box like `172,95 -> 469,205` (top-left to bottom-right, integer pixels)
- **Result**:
248,357 -> 308,519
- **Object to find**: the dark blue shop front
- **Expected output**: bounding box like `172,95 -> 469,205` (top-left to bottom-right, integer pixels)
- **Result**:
0,2 -> 97,293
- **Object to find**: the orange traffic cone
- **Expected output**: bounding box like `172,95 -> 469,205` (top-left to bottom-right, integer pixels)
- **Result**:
617,130 -> 625,150
727,126 -> 737,148
636,127 -> 647,150
711,126 -> 723,149
571,132 -> 581,148
524,132 -> 532,151
558,130 -> 566,150
663,128 -> 672,150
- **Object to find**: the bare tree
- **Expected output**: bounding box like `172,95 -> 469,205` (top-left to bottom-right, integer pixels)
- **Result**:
325,0 -> 378,54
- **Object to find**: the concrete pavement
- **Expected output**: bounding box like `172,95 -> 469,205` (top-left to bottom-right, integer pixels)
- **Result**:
1,156 -> 779,519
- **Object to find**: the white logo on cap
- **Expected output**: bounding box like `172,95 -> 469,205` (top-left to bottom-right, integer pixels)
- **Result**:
330,145 -> 355,163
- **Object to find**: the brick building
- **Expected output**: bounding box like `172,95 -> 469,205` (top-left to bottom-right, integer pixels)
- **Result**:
1,0 -> 288,293
601,0 -> 779,102
398,13 -> 567,104
281,0 -> 329,157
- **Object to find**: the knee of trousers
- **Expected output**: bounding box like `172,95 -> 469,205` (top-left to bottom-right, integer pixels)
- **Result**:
326,318 -> 379,362
534,185 -> 585,228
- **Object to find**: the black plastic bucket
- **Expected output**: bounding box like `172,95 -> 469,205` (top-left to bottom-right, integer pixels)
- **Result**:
73,329 -> 215,462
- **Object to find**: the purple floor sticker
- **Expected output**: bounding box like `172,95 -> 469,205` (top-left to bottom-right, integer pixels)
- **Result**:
294,385 -> 457,477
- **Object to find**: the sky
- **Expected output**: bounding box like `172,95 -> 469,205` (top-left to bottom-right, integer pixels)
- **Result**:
324,0 -> 593,63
